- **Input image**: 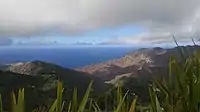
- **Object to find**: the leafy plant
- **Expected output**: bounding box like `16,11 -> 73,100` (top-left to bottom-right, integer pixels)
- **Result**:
148,48 -> 200,112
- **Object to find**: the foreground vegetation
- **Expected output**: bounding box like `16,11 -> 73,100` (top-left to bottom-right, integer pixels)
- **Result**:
2,46 -> 200,112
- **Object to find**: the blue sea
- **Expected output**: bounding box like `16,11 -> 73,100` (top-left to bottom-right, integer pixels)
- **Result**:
0,46 -> 138,68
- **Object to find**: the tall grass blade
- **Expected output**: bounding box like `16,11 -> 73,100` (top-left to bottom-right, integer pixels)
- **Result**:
67,101 -> 71,112
48,100 -> 57,112
88,99 -> 93,111
78,81 -> 93,112
149,86 -> 162,112
56,80 -> 63,112
72,88 -> 78,112
172,35 -> 186,60
114,90 -> 129,112
0,94 -> 2,112
129,97 -> 137,112
11,89 -> 25,112
192,38 -> 196,45
91,101 -> 102,112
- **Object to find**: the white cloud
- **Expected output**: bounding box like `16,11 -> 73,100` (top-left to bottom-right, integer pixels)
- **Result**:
0,0 -> 199,38
105,6 -> 200,45
105,30 -> 200,45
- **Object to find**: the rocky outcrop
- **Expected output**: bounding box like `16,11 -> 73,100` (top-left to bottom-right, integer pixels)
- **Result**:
4,60 -> 68,75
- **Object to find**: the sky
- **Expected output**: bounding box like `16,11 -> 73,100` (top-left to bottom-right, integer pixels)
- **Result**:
0,0 -> 200,47
11,25 -> 147,46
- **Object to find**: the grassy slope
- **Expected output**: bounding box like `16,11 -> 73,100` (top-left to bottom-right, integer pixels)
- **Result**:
0,69 -> 108,111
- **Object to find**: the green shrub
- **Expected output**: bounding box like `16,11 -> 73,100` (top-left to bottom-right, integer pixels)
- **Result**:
148,50 -> 200,112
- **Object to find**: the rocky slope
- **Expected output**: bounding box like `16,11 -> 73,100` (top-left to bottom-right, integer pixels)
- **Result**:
0,61 -> 108,111
77,45 -> 200,83
4,60 -> 109,91
1,45 -> 200,108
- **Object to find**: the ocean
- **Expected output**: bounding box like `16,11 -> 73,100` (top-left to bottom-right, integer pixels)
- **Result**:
0,46 -> 138,68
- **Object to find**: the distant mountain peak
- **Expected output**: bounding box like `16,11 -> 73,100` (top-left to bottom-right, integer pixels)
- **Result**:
77,45 -> 200,81
4,61 -> 63,75
0,61 -> 108,110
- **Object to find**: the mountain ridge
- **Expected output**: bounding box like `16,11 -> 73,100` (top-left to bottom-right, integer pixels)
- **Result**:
1,45 -> 200,108
0,60 -> 109,110
77,45 -> 200,82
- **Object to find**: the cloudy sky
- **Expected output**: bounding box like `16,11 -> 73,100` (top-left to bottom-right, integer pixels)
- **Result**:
0,0 -> 200,47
